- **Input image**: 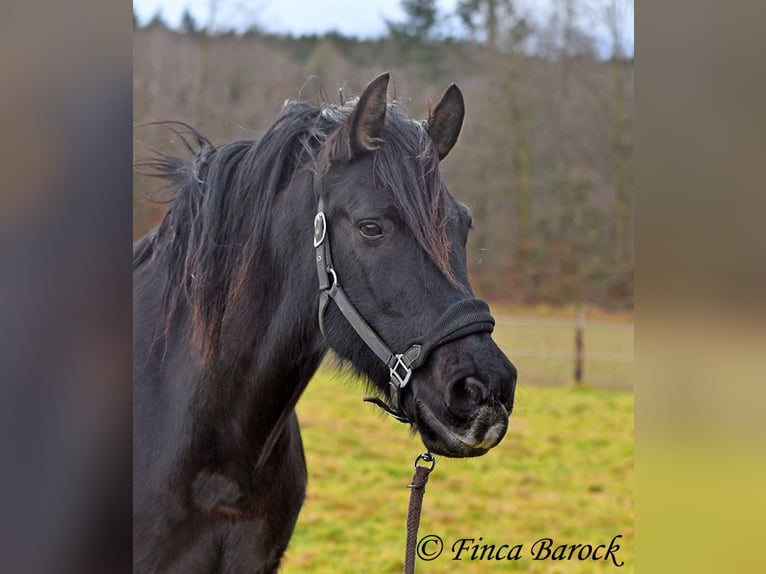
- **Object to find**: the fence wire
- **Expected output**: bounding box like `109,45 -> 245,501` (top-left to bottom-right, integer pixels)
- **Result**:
493,315 -> 634,391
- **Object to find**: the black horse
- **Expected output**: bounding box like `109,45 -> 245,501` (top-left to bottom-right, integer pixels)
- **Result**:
133,73 -> 517,573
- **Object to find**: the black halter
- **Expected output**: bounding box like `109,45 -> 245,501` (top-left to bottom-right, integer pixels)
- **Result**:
313,162 -> 495,424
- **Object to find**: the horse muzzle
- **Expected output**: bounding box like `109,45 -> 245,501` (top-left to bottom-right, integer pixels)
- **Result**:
415,395 -> 510,457
407,337 -> 517,457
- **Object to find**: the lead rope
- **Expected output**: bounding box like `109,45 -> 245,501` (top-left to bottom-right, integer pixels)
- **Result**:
404,452 -> 435,574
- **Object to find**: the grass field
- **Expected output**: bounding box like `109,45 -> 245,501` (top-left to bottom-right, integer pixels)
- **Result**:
282,313 -> 634,573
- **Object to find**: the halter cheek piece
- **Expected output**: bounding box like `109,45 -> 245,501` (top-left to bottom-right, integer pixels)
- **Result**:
313,164 -> 495,424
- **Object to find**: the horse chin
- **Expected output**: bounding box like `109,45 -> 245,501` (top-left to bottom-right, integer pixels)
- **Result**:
412,398 -> 509,458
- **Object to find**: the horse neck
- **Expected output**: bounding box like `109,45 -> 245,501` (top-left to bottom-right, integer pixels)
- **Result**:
218,180 -> 325,459
165,171 -> 326,474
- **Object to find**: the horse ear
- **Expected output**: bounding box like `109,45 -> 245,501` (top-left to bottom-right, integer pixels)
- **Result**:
344,72 -> 390,157
427,84 -> 465,161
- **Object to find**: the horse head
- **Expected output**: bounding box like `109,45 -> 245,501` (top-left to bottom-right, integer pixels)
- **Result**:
315,73 -> 517,457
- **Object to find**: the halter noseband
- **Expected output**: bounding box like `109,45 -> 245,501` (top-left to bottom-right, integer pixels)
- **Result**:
313,160 -> 495,424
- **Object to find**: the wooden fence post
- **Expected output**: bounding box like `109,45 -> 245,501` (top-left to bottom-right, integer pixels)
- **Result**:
574,304 -> 585,385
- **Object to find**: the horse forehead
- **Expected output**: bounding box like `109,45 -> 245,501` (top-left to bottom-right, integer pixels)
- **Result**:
337,155 -> 376,183
330,157 -> 378,195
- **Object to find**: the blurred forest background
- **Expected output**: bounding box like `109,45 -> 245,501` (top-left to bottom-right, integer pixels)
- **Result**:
133,0 -> 633,309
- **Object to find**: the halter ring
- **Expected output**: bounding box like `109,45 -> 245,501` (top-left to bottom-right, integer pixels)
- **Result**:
414,451 -> 436,472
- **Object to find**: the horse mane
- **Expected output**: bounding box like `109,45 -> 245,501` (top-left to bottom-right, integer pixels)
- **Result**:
136,99 -> 454,359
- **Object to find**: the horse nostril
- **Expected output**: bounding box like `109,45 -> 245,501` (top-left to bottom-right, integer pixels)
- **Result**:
497,366 -> 518,412
446,376 -> 488,419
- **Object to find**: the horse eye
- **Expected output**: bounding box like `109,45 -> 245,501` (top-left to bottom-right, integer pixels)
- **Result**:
359,221 -> 383,238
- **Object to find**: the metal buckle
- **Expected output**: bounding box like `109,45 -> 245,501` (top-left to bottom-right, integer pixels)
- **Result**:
313,212 -> 327,247
389,354 -> 413,389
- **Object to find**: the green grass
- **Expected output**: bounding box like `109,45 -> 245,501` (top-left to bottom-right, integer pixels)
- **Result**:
282,313 -> 634,573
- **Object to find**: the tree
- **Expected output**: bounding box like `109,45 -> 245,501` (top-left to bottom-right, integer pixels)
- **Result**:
386,0 -> 439,43
455,0 -> 536,295
147,9 -> 167,29
180,7 -> 200,35
603,0 -> 633,264
456,0 -> 515,49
